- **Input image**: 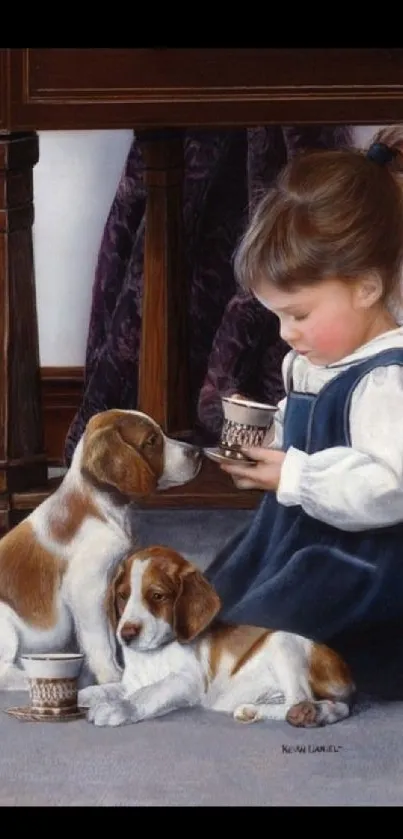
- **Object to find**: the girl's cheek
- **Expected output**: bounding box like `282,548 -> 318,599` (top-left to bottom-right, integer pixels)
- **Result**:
313,323 -> 346,351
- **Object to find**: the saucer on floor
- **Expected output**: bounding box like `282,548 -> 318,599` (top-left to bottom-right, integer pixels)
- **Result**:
4,706 -> 87,723
203,447 -> 257,466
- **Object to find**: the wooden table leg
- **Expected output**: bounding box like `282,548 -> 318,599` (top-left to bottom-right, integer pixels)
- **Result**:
0,131 -> 48,531
136,129 -> 191,436
126,129 -> 262,510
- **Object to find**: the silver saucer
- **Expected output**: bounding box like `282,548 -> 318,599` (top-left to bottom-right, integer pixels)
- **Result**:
203,447 -> 257,466
5,705 -> 87,723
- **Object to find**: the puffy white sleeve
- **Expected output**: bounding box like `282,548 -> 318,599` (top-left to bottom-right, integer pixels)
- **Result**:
277,364 -> 403,531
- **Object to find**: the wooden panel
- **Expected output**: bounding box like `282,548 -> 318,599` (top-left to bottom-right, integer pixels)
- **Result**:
0,49 -> 7,128
6,48 -> 403,129
139,458 -> 263,510
40,366 -> 84,465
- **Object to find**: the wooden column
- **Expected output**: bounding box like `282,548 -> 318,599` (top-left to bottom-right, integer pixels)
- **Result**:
0,131 -> 47,532
137,129 -> 191,436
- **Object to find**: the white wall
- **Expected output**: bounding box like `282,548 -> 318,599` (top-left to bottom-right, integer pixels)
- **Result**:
33,130 -> 134,367
353,125 -> 381,149
33,126 -> 382,368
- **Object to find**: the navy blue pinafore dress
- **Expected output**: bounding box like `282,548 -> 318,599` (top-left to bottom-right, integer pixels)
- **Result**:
206,348 -> 403,695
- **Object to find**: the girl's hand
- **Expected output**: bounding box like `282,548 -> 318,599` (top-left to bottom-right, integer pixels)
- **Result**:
220,446 -> 286,491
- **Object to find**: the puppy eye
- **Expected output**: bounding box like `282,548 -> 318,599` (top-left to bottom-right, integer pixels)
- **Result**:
145,433 -> 158,447
117,592 -> 128,608
151,591 -> 166,602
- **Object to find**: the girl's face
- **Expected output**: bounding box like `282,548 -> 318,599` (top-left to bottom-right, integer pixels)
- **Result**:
254,276 -> 395,366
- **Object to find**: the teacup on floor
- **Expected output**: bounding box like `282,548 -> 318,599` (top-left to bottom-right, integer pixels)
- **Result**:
12,653 -> 86,721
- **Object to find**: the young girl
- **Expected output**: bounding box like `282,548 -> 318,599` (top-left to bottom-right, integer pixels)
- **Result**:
205,127 -> 403,697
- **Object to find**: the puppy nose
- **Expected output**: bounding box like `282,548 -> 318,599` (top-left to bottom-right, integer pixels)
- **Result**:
120,621 -> 142,643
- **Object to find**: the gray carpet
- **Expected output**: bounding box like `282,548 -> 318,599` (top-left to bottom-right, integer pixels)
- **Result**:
1,509 -> 403,807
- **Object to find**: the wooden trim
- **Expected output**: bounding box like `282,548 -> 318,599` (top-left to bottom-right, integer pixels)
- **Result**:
0,48 -> 7,129
12,461 -> 263,512
7,49 -> 403,128
0,132 -> 48,511
38,366 -> 262,509
42,366 -> 84,381
40,366 -> 84,466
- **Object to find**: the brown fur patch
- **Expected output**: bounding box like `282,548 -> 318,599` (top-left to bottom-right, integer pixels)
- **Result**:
308,642 -> 354,700
141,554 -> 182,629
82,410 -> 164,498
105,555 -> 135,633
48,489 -> 104,544
121,546 -> 221,643
135,546 -> 192,575
208,623 -> 272,680
138,547 -> 221,643
0,521 -> 66,629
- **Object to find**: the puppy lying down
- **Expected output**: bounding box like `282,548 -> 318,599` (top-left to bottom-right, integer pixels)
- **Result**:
79,546 -> 355,727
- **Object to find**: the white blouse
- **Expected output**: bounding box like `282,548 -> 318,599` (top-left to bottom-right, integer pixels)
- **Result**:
272,327 -> 403,532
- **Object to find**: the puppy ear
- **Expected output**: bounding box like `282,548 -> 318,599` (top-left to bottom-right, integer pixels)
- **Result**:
82,417 -> 161,497
174,569 -> 221,642
105,562 -> 127,633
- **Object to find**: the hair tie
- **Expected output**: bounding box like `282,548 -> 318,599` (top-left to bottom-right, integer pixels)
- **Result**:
366,142 -> 398,165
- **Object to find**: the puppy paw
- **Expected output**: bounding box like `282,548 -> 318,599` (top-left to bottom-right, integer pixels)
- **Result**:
78,686 -> 103,707
286,699 -> 350,728
286,700 -> 319,727
87,698 -> 136,728
234,703 -> 260,723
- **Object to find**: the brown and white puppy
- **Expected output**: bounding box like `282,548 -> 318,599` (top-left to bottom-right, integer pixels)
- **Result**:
0,411 -> 201,690
79,546 -> 355,728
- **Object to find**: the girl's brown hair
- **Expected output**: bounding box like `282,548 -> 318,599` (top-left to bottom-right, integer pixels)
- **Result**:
234,127 -> 403,304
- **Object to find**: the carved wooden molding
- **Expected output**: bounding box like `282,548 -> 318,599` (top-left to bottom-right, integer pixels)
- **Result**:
4,48 -> 403,129
0,132 -> 47,511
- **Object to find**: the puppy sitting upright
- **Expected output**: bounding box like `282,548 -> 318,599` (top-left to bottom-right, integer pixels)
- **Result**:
79,546 -> 355,728
0,411 -> 201,689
